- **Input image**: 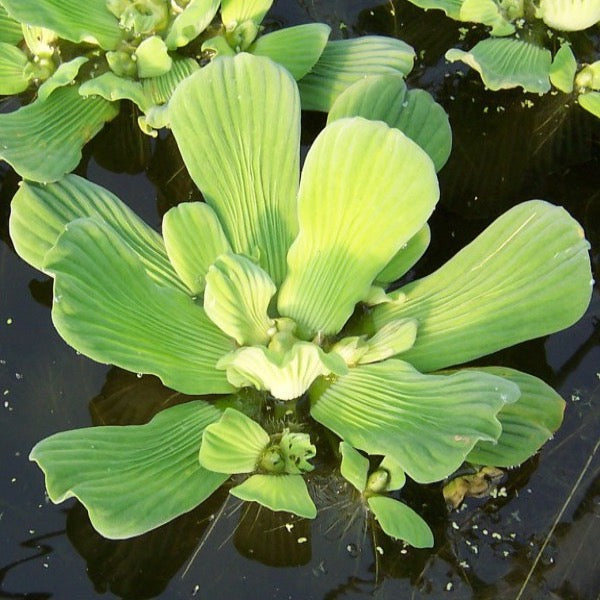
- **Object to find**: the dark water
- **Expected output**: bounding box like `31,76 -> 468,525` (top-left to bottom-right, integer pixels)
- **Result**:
1,1 -> 599,599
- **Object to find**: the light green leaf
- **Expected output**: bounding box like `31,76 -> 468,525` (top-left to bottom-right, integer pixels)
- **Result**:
79,71 -> 151,112
459,0 -> 516,35
162,202 -> 231,295
379,455 -> 406,491
30,401 -> 227,539
376,225 -> 431,285
37,56 -> 88,100
310,360 -> 519,483
204,253 -> 276,346
278,117 -> 438,338
328,74 -> 451,172
446,38 -> 552,94
22,25 -> 57,57
403,0 -> 463,18
578,90 -> 600,117
230,474 -> 317,519
199,408 -> 269,474
0,4 -> 22,45
220,0 -> 273,27
170,53 -> 299,286
370,201 -> 593,373
1,0 -> 122,50
465,367 -> 565,467
142,56 -> 199,105
576,61 -> 600,90
0,85 -> 118,182
339,441 -> 369,492
218,342 -> 348,401
250,23 -> 330,80
549,43 -> 577,93
358,319 -> 418,364
0,41 -> 28,94
135,35 -> 172,78
164,0 -> 220,49
107,0 -> 169,35
538,0 -> 600,31
44,218 -> 234,395
9,174 -> 185,292
367,496 -> 434,547
299,37 -> 415,112
279,430 -> 316,474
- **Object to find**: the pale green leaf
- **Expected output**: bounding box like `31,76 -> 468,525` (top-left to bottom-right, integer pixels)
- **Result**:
22,25 -> 57,57
459,0 -> 516,35
43,218 -> 234,395
465,367 -> 565,466
370,201 -> 593,373
165,0 -> 220,49
0,85 -> 118,182
310,360 -> 519,483
576,61 -> 600,90
135,35 -> 172,78
170,53 -> 299,286
37,56 -> 88,100
578,90 -> 600,117
204,253 -> 276,346
79,72 -> 151,112
328,74 -> 451,172
358,319 -> 418,364
142,56 -> 199,105
9,174 -> 185,292
0,41 -> 28,94
376,225 -> 431,285
220,0 -> 273,27
549,43 -> 577,93
0,5 -> 22,45
379,455 -> 406,491
230,474 -> 317,519
1,0 -> 122,50
162,202 -> 231,295
299,37 -> 415,112
538,0 -> 600,31
367,496 -> 433,547
278,117 -> 438,338
199,408 -> 269,474
30,401 -> 227,539
250,23 -> 330,80
218,342 -> 348,401
339,441 -> 369,492
403,0 -> 463,18
446,38 -> 552,94
279,430 -> 316,474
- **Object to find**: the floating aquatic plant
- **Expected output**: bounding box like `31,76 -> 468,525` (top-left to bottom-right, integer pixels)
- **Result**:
9,53 -> 592,544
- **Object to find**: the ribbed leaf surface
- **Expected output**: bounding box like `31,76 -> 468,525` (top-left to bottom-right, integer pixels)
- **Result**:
0,41 -> 28,94
376,225 -> 431,285
220,0 -> 273,26
142,57 -> 199,105
0,5 -> 22,44
539,0 -> 600,30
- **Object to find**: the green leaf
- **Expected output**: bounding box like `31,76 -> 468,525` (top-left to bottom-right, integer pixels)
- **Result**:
9,174 -> 185,292
358,319 -> 418,364
230,474 -> 317,519
218,342 -> 348,401
106,0 -> 169,35
279,430 -> 316,474
199,408 -> 269,473
446,38 -> 552,94
44,218 -> 234,395
376,225 -> 431,285
339,441 -> 369,492
459,0 -> 516,36
328,74 -> 451,172
370,201 -> 593,373
310,359 -> 519,483
135,35 -> 172,78
0,4 -> 22,45
298,36 -> 415,112
30,401 -> 228,539
164,0 -> 220,49
220,0 -> 273,27
549,43 -> 577,93
403,0 -> 463,19
538,0 -> 600,31
379,455 -> 406,491
79,72 -> 151,112
278,117 -> 438,338
0,41 -> 28,94
37,56 -> 88,100
170,53 -> 299,286
367,496 -> 433,547
142,56 -> 199,105
162,202 -> 231,295
204,253 -> 276,346
0,85 -> 118,182
576,61 -> 600,90
465,367 -> 565,467
250,23 -> 330,80
578,91 -> 600,117
1,0 -> 122,50
22,25 -> 57,57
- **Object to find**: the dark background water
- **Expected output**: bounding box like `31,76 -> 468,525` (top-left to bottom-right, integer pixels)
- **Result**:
1,1 -> 599,598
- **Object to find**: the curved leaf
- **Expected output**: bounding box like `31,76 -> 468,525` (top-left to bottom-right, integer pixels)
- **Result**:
339,441 -> 369,492
0,42 -> 28,94
310,360 -> 519,483
170,53 -> 300,286
278,117 -> 438,337
135,35 -> 172,78
549,43 -> 577,93
378,455 -> 406,491
30,401 -> 227,539
0,85 -> 118,182
578,91 -> 600,117
299,37 -> 415,112
358,319 -> 418,364
44,218 -> 234,395
164,0 -> 220,49
403,0 -> 462,18
220,0 -> 273,27
459,0 -> 516,35
376,225 -> 431,285
79,72 -> 151,112
142,56 -> 199,105
370,201 -> 593,373
539,0 -> 600,31
0,5 -> 22,45
37,56 -> 89,100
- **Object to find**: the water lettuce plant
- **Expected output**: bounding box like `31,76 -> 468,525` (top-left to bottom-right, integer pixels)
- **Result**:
0,0 -> 414,182
9,53 -> 593,545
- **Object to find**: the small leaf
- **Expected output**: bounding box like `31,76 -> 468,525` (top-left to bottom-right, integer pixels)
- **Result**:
37,56 -> 89,100
459,0 -> 516,36
162,202 -> 231,295
220,0 -> 273,27
576,61 -> 600,90
379,455 -> 406,491
135,35 -> 172,79
164,0 -> 220,49
402,0 -> 463,19
230,474 -> 317,519
0,41 -> 28,94
299,37 -> 415,112
30,401 -> 227,539
578,91 -> 600,117
446,38 -> 552,94
199,408 -> 269,474
79,71 -> 151,112
358,319 -> 418,364
376,225 -> 431,285
339,441 -> 369,492
367,496 -> 434,547
279,430 -> 316,474
549,43 -> 577,93
538,0 -> 600,31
